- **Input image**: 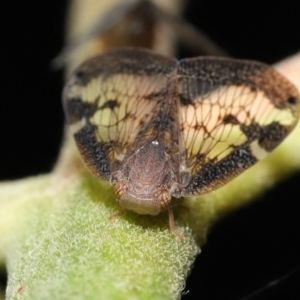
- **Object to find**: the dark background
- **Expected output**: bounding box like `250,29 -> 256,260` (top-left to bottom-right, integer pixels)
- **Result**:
1,1 -> 300,299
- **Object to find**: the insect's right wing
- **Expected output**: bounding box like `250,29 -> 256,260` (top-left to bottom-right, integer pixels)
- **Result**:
177,57 -> 300,196
63,48 -> 177,181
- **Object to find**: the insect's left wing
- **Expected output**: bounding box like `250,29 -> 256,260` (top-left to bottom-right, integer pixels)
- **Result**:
63,48 -> 177,181
178,57 -> 300,196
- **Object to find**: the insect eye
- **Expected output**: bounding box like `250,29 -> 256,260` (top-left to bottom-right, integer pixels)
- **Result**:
170,183 -> 182,198
111,171 -> 122,184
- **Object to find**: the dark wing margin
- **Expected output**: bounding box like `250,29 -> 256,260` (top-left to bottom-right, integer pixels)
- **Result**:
177,57 -> 300,196
62,48 -> 177,181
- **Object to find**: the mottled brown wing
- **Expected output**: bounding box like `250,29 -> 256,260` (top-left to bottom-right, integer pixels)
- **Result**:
177,57 -> 300,196
63,48 -> 177,181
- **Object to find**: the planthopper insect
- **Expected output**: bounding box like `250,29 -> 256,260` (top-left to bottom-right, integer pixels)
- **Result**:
62,47 -> 300,236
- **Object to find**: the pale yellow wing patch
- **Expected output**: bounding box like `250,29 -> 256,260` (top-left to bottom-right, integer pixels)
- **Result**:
180,84 -> 296,169
86,74 -> 167,152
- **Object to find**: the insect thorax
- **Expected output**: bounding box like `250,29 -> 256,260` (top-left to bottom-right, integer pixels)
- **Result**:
112,140 -> 182,215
